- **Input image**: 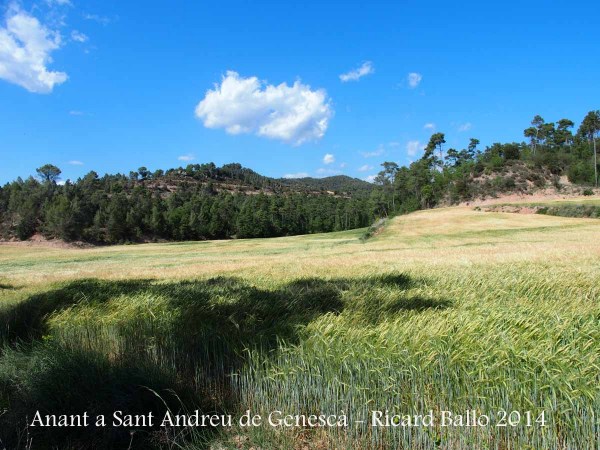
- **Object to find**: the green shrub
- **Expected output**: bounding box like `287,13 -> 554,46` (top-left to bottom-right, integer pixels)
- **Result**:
360,218 -> 387,242
503,177 -> 516,189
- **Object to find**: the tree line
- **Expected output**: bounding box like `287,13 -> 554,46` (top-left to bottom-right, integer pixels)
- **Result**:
1,110 -> 598,244
0,165 -> 374,243
371,110 -> 600,216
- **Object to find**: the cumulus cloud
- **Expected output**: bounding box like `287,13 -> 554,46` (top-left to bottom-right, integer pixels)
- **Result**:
68,160 -> 83,165
406,140 -> 424,157
358,164 -> 373,172
178,154 -> 195,161
71,30 -> 88,42
282,172 -> 309,179
0,5 -> 68,93
323,153 -> 335,164
364,174 -> 376,183
339,61 -> 374,82
407,72 -> 422,88
424,123 -> 435,130
458,122 -> 472,132
195,71 -> 332,145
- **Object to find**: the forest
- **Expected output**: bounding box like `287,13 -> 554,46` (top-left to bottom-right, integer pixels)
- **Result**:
0,110 -> 598,244
370,110 -> 600,215
0,163 -> 374,243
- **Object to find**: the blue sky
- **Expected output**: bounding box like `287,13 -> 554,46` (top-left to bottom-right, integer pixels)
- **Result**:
1,0 -> 599,184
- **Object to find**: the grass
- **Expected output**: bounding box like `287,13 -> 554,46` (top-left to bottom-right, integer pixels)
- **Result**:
0,205 -> 599,448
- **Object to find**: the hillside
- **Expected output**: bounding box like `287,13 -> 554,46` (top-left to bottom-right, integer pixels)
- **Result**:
277,174 -> 375,196
138,163 -> 374,197
447,160 -> 567,200
0,163 -> 375,244
368,113 -> 600,216
1,203 -> 599,448
3,125 -> 600,246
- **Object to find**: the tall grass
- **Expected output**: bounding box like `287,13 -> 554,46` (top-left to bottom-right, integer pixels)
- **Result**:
238,270 -> 600,448
0,266 -> 598,448
0,205 -> 599,448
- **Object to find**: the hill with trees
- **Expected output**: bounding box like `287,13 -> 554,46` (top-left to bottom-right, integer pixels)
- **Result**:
369,110 -> 599,216
0,163 -> 375,244
1,110 -> 598,245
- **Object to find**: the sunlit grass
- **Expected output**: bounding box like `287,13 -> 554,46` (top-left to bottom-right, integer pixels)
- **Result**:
0,203 -> 599,448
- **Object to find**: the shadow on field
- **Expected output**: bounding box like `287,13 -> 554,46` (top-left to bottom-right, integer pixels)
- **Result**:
383,295 -> 452,314
0,282 -> 15,290
0,273 -> 450,449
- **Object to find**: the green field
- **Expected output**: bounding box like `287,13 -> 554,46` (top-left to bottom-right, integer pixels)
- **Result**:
1,205 -> 599,449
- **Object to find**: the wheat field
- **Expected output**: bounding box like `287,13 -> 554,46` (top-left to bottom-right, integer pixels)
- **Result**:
0,205 -> 599,449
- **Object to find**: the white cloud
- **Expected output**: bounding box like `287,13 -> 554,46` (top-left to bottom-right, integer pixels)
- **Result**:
406,140 -> 424,157
69,110 -> 84,115
360,147 -> 385,158
423,123 -> 435,130
195,71 -> 332,146
323,153 -> 335,164
71,30 -> 88,42
178,154 -> 195,161
0,5 -> 68,93
339,61 -> 374,82
282,172 -> 309,179
358,164 -> 373,172
388,141 -> 400,148
339,162 -> 347,168
83,13 -> 111,25
68,160 -> 83,165
407,72 -> 422,88
458,122 -> 472,132
364,175 -> 376,183
316,168 -> 341,176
